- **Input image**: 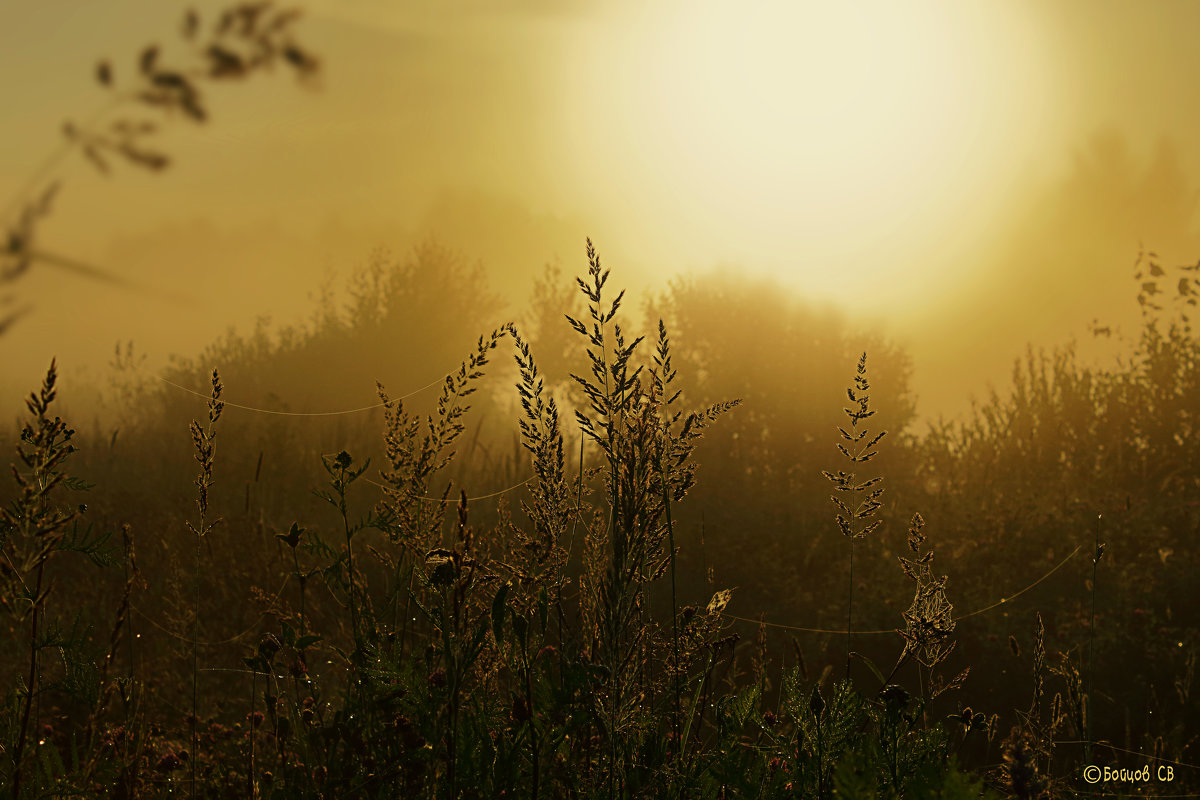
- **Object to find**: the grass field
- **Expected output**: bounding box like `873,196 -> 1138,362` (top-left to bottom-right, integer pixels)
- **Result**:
1,239 -> 1197,799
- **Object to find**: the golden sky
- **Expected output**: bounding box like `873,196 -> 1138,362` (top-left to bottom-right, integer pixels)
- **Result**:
3,0 -> 1200,423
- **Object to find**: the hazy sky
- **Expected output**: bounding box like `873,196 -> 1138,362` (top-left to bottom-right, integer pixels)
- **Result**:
2,0 -> 1199,423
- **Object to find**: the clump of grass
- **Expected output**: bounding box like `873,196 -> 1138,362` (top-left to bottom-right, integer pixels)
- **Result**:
374,324 -> 511,671
566,238 -> 739,795
1,360 -> 81,799
376,325 -> 512,554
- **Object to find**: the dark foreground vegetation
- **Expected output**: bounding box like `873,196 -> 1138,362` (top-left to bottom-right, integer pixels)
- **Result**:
1,240 -> 1198,799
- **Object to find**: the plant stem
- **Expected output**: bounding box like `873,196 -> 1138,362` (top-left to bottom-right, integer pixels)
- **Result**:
846,541 -> 854,680
659,445 -> 682,748
12,560 -> 47,800
192,535 -> 201,798
249,666 -> 257,798
1086,513 -> 1102,765
527,661 -> 540,800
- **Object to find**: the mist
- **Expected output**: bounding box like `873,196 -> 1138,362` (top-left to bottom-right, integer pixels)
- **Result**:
2,3 -> 1199,795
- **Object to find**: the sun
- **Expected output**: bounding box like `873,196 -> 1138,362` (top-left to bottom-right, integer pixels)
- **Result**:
564,0 -> 1058,309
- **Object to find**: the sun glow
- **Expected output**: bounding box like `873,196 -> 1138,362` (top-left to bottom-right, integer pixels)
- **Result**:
567,0 -> 1058,308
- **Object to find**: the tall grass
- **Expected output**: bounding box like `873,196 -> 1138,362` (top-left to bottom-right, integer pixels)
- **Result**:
822,353 -> 886,678
185,369 -> 223,797
1,362 -> 80,800
0,241 -> 1197,797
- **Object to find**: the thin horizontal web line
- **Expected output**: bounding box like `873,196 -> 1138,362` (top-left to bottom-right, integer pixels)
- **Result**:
359,473 -> 536,503
156,370 -> 449,417
720,544 -> 1082,635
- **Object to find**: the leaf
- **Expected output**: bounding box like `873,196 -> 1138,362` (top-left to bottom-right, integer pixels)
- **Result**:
512,611 -> 528,653
809,683 -> 826,719
82,145 -> 110,175
183,9 -> 200,40
140,45 -> 159,75
679,656 -> 710,760
491,581 -> 509,644
207,44 -> 245,77
117,143 -> 169,172
729,684 -> 761,728
465,618 -> 489,665
850,651 -> 885,688
281,620 -> 296,648
832,753 -> 877,799
276,521 -> 303,549
283,45 -> 317,74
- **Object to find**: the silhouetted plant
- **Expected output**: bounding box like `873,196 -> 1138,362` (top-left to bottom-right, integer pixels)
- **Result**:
185,369 -> 223,796
1,2 -> 321,331
823,352 -> 887,677
3,240 -> 1200,798
1,361 -> 82,799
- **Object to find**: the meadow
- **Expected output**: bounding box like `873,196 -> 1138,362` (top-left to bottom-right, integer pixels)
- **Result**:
2,5 -> 1199,796
1,237 -> 1197,799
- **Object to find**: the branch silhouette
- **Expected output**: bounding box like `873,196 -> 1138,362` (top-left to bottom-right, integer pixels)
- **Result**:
0,2 -> 321,332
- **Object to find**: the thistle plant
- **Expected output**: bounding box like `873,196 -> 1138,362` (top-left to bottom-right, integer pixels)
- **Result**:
822,352 -> 886,677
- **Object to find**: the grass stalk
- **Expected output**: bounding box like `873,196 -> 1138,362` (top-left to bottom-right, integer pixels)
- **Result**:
658,443 -> 682,747
822,352 -> 886,682
846,542 -> 854,678
4,361 -> 80,800
186,369 -> 224,798
1086,513 -> 1104,764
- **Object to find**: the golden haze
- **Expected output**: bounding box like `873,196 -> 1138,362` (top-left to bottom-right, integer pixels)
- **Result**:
1,0 -> 1199,424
